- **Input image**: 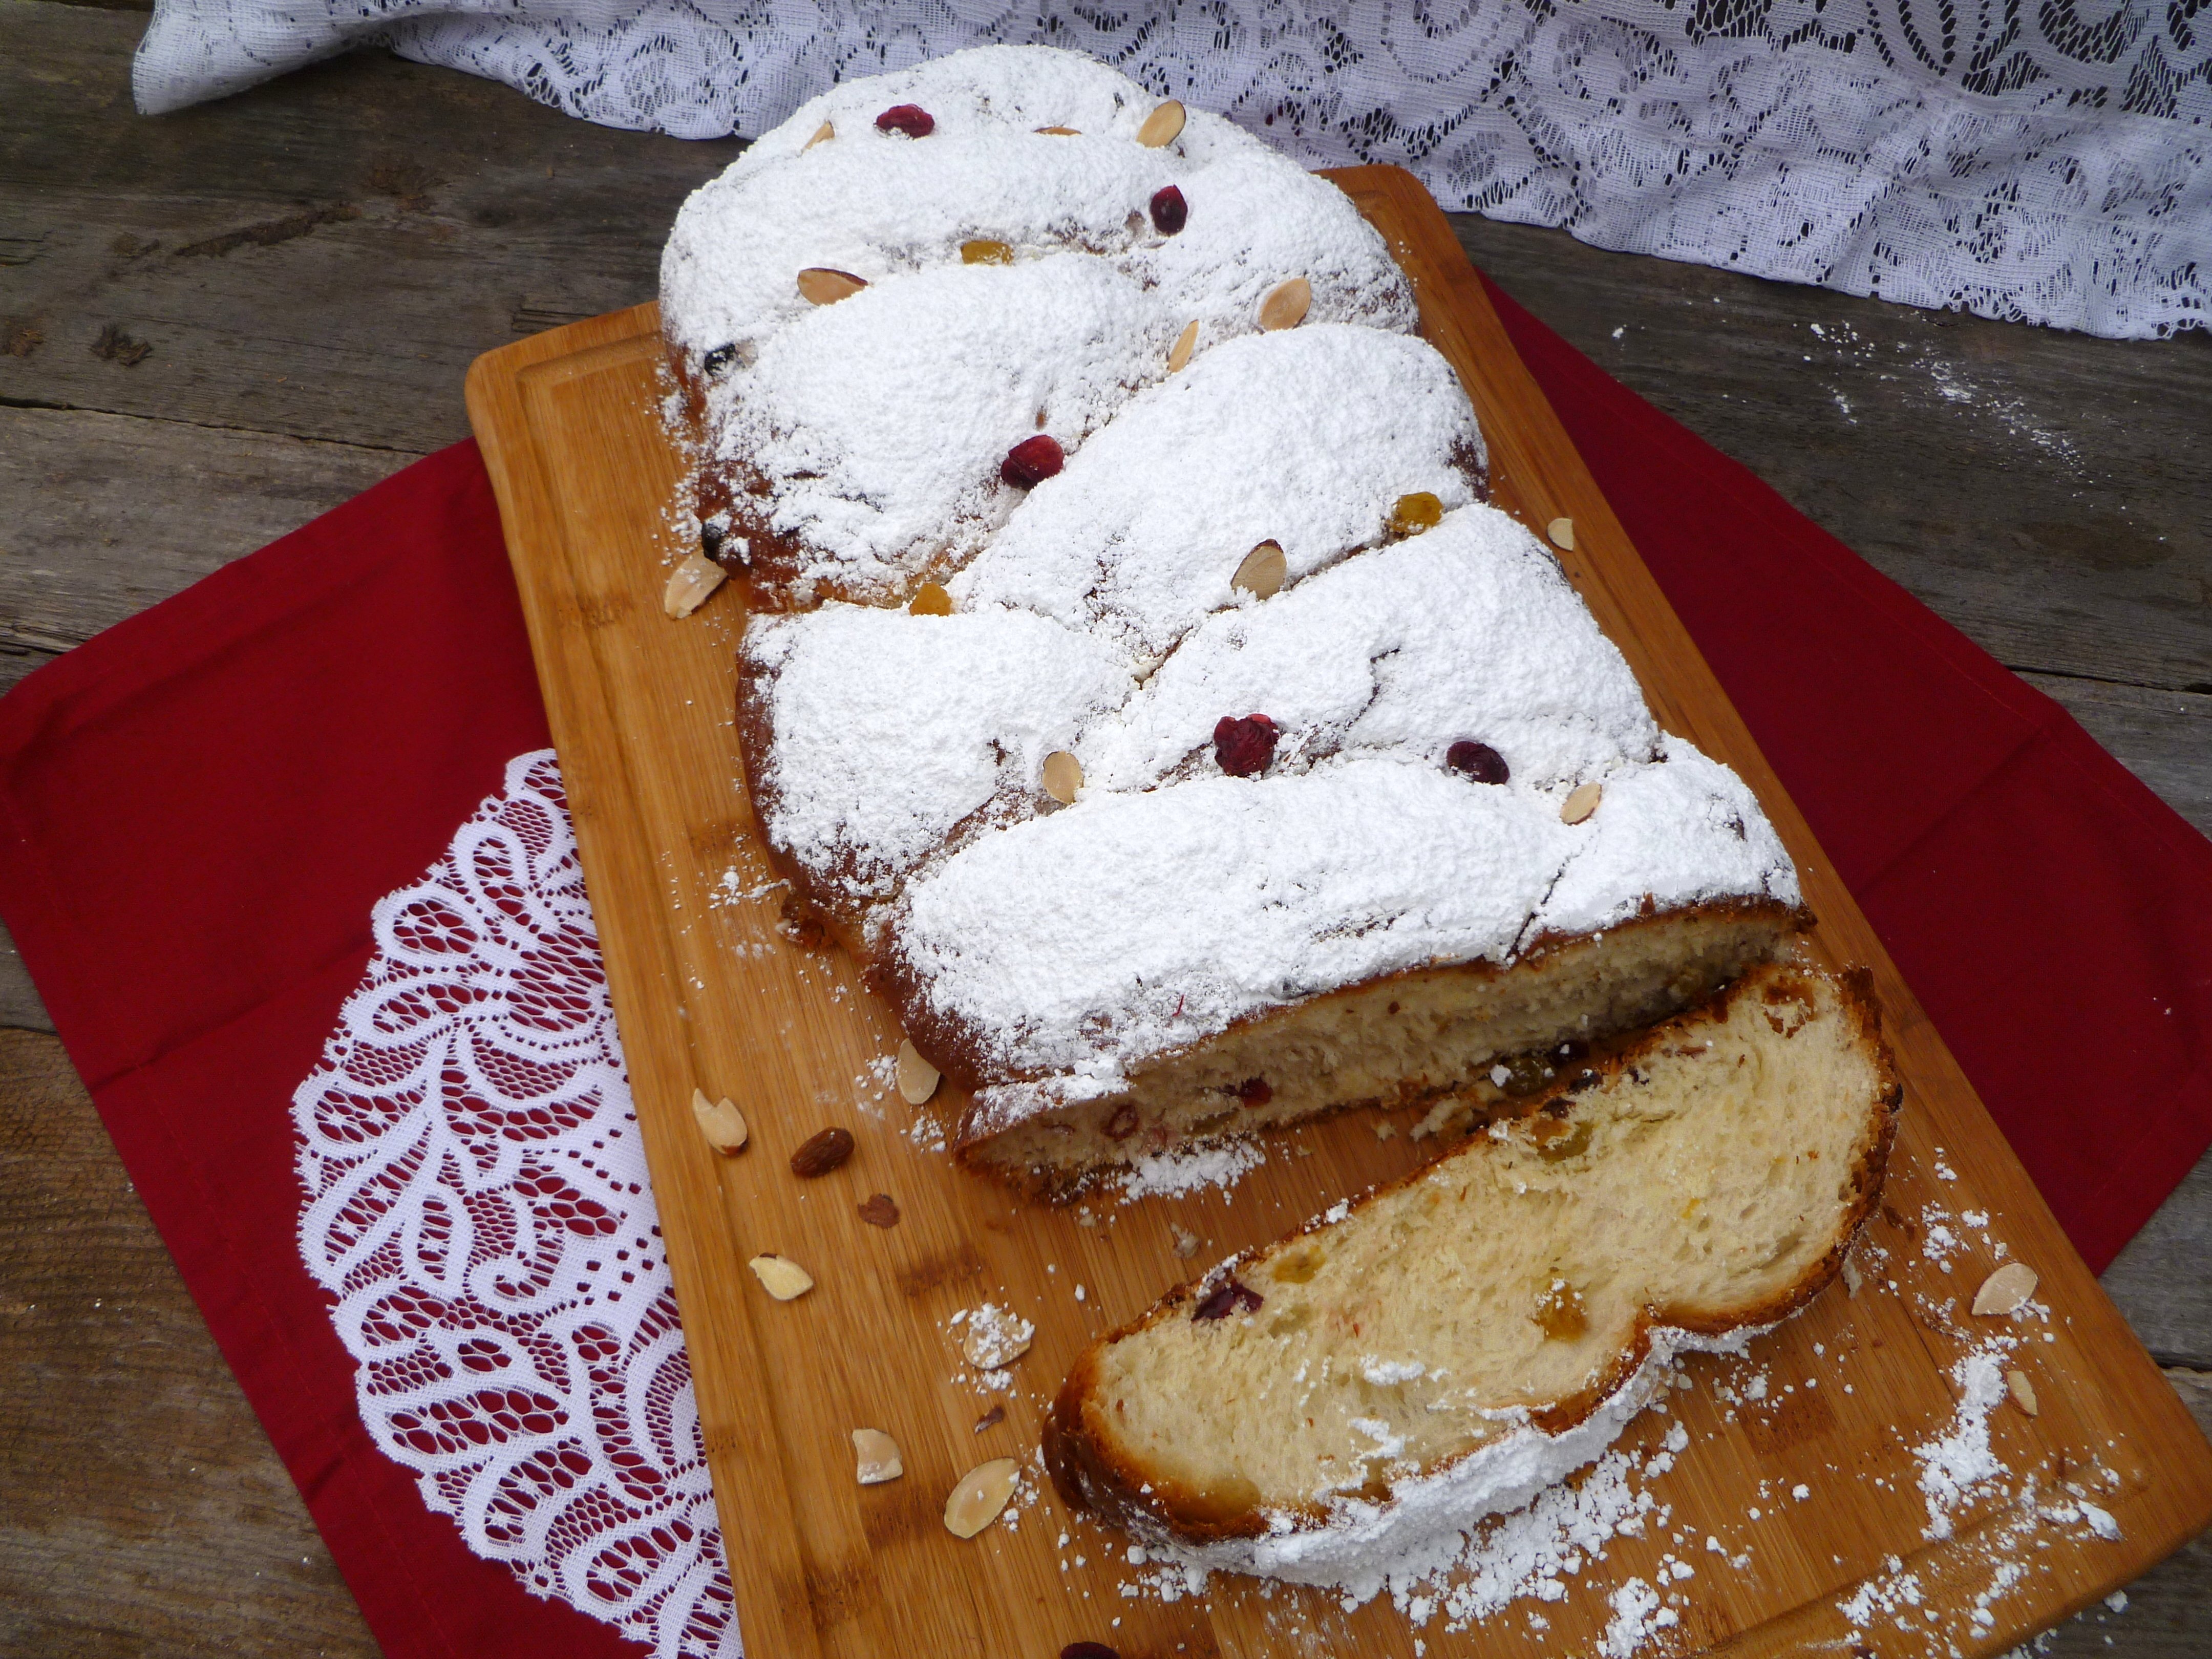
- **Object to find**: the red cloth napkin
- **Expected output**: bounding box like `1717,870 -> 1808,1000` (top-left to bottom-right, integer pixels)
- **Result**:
1,289 -> 2206,1659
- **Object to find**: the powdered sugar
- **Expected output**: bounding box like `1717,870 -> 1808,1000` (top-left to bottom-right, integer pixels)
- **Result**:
1119,1136 -> 1266,1201
1913,1341 -> 2015,1540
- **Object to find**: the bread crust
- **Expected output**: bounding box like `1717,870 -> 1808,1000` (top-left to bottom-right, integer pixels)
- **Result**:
1042,962 -> 1902,1546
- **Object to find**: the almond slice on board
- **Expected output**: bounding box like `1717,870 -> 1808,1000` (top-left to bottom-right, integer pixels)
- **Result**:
2007,1369 -> 2040,1416
1547,516 -> 1577,551
961,1305 -> 1036,1370
944,1458 -> 1022,1537
1258,276 -> 1311,332
748,1254 -> 815,1301
896,1040 -> 941,1105
797,267 -> 867,305
1167,320 -> 1200,373
1136,100 -> 1186,147
692,1088 -> 748,1154
662,552 -> 726,620
1973,1261 -> 2039,1316
852,1428 -> 904,1484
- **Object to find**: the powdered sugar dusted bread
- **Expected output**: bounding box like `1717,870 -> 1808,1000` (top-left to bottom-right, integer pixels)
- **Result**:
662,45 -> 1417,608
1044,961 -> 1900,1590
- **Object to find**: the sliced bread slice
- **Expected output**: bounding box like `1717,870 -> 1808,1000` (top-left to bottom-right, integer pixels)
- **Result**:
1044,959 -> 1899,1585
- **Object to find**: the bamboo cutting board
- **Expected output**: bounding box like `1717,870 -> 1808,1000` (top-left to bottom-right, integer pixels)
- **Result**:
464,166 -> 2212,1659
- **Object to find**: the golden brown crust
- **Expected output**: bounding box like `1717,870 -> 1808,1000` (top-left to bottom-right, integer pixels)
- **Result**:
1043,962 -> 1904,1547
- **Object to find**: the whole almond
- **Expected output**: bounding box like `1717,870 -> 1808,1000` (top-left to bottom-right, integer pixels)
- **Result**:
1136,100 -> 1186,148
1167,319 -> 1199,373
804,121 -> 835,150
1041,750 -> 1084,805
663,552 -> 727,620
1561,781 -> 1603,825
790,1126 -> 855,1178
1232,541 -> 1286,599
896,1039 -> 941,1105
944,1458 -> 1022,1537
748,1254 -> 815,1301
1547,516 -> 1577,551
692,1088 -> 748,1154
2007,1368 -> 2040,1416
797,267 -> 867,306
1258,276 -> 1311,332
852,1428 -> 903,1484
1973,1261 -> 2039,1317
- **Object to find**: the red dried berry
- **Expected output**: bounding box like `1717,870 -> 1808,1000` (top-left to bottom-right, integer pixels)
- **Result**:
875,104 -> 934,137
1001,433 -> 1065,487
1234,1076 -> 1271,1107
1193,1277 -> 1263,1322
1213,713 -> 1277,777
1446,739 -> 1509,784
1149,184 -> 1187,235
1104,1103 -> 1140,1140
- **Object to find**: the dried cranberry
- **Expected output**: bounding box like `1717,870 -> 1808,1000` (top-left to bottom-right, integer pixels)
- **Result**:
1193,1277 -> 1263,1322
1213,713 -> 1277,777
1235,1076 -> 1271,1107
875,104 -> 934,137
1001,433 -> 1065,487
1149,184 -> 1187,235
1446,739 -> 1509,785
1062,1645 -> 1121,1659
1103,1103 -> 1140,1140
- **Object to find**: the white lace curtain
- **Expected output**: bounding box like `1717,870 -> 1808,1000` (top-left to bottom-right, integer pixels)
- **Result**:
135,1 -> 2207,339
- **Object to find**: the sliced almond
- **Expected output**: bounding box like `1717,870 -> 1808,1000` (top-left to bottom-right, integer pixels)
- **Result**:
852,1427 -> 903,1484
1232,540 -> 1287,599
1167,318 -> 1200,373
1547,516 -> 1577,551
804,121 -> 835,150
662,552 -> 727,620
960,239 -> 1014,266
1840,1252 -> 1863,1297
908,582 -> 953,615
748,1254 -> 815,1301
1973,1261 -> 2039,1317
2007,1369 -> 2040,1416
1136,99 -> 1186,148
692,1087 -> 748,1154
1258,276 -> 1312,332
797,267 -> 867,306
944,1457 -> 1022,1537
961,1304 -> 1036,1370
896,1039 -> 941,1105
1040,750 -> 1084,805
1035,124 -> 1082,136
1561,781 -> 1603,825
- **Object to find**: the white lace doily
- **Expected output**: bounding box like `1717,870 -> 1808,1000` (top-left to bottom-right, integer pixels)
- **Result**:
292,750 -> 738,1658
134,1 -> 2208,339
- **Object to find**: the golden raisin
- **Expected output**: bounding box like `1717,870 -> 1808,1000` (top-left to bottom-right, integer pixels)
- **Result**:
908,583 -> 953,615
1534,1281 -> 1589,1341
1388,492 -> 1444,538
961,239 -> 1014,266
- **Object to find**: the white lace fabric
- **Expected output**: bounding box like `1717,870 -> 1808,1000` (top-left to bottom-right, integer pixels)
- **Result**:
134,1 -> 2208,339
293,751 -> 738,1658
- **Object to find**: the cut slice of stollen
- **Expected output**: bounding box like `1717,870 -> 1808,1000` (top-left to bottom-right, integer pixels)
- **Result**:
1043,959 -> 1900,1589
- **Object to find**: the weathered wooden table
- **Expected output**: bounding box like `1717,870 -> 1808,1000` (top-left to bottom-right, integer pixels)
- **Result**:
2,4 -> 2205,1651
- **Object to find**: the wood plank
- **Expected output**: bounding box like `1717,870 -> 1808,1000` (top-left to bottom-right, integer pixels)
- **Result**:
0,1028 -> 379,1658
2101,1151 -> 2212,1370
1449,216 -> 2212,697
466,170 -> 2212,1659
2019,676 -> 2212,839
0,0 -> 736,454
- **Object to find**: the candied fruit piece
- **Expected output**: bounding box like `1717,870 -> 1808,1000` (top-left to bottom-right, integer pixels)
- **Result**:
1213,713 -> 1277,777
1150,185 -> 1187,235
1001,434 -> 1064,488
908,583 -> 953,615
1193,1277 -> 1263,1322
961,239 -> 1014,265
1446,739 -> 1508,784
876,104 -> 934,137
